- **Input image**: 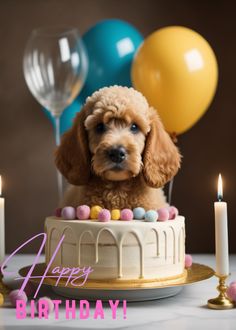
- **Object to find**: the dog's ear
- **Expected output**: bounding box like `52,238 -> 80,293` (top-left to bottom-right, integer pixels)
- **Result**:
55,106 -> 91,185
142,108 -> 181,188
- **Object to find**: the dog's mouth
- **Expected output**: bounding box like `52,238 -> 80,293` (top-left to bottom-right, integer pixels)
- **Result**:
110,164 -> 125,172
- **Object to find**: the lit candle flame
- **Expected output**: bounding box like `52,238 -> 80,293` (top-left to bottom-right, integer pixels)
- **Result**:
217,174 -> 223,201
0,176 -> 2,196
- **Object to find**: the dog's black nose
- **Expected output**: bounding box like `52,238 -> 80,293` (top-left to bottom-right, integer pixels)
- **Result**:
108,147 -> 126,163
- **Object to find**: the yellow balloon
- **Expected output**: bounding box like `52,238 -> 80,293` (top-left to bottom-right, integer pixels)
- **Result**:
131,26 -> 218,135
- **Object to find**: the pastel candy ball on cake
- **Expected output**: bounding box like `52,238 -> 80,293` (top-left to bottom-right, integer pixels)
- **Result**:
77,205 -> 90,220
111,209 -> 120,220
120,209 -> 133,221
9,289 -> 28,307
168,206 -> 179,220
90,205 -> 102,219
185,254 -> 193,268
145,210 -> 158,222
98,209 -> 111,222
61,206 -> 76,220
37,297 -> 54,314
133,207 -> 145,220
158,208 -> 169,221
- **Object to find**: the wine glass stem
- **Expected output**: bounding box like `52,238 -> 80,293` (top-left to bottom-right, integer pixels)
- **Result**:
55,116 -> 63,202
168,177 -> 174,205
55,116 -> 61,146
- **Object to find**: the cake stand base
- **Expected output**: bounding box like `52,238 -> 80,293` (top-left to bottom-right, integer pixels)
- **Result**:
18,262 -> 214,302
0,268 -> 10,296
52,285 -> 183,301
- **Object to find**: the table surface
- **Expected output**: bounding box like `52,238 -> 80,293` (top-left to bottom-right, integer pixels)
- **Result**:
0,254 -> 236,329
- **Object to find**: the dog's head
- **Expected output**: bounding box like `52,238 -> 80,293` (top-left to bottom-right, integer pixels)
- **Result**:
55,86 -> 181,187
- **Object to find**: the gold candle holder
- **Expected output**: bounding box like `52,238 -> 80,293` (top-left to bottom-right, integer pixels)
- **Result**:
208,274 -> 234,309
0,268 -> 10,296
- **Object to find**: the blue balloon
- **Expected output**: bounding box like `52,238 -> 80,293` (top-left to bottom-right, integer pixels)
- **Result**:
43,98 -> 84,135
80,19 -> 143,98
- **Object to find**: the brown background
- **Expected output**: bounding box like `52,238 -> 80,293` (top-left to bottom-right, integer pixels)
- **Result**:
0,0 -> 235,254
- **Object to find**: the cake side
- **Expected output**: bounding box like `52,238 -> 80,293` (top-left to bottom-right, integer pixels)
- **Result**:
45,216 -> 185,280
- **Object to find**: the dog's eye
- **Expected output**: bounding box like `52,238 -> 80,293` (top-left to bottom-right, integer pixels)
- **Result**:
95,123 -> 106,134
130,123 -> 139,133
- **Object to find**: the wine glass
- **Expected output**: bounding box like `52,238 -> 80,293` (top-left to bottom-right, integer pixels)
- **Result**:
23,26 -> 88,200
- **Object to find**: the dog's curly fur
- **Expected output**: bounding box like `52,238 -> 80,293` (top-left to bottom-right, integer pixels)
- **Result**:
55,86 -> 181,210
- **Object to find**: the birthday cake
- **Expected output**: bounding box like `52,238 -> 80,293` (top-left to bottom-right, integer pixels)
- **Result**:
45,208 -> 185,281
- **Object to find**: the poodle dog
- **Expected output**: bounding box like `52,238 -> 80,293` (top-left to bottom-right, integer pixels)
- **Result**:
55,86 -> 181,210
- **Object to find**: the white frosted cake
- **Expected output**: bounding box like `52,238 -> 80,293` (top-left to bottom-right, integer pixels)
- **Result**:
45,216 -> 185,281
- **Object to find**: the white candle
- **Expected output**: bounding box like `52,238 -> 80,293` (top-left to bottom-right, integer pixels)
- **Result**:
214,174 -> 229,276
0,176 -> 5,264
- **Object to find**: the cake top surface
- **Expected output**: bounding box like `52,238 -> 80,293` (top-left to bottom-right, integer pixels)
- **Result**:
46,215 -> 185,227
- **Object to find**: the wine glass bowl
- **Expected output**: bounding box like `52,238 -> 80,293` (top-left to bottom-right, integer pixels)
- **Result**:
23,26 -> 88,200
23,26 -> 88,117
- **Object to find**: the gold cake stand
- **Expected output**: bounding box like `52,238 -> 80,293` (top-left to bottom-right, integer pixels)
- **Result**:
0,267 -> 10,297
18,263 -> 214,301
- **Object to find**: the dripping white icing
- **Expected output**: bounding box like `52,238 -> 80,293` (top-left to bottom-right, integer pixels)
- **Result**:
46,216 -> 185,280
